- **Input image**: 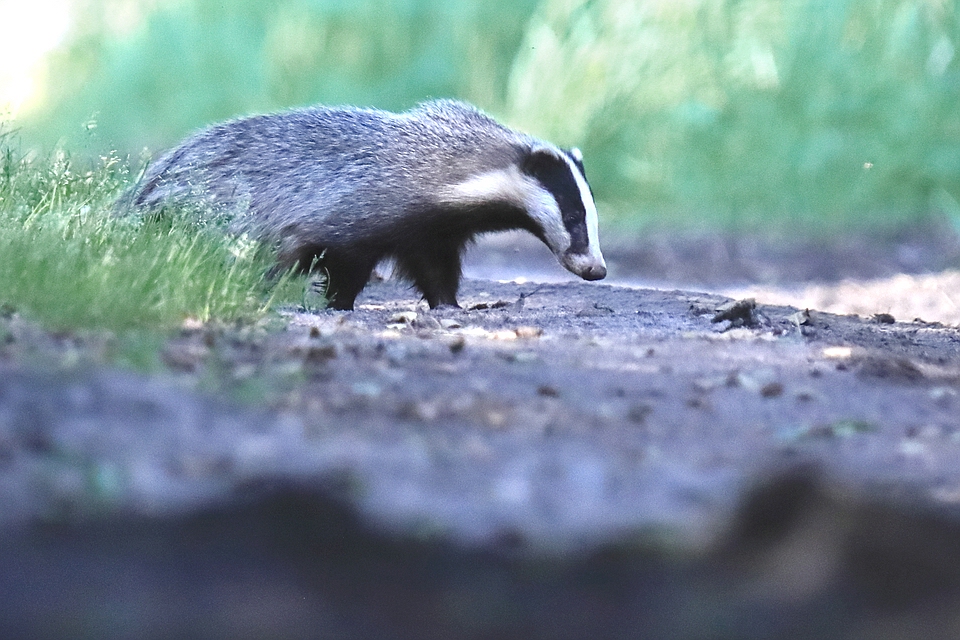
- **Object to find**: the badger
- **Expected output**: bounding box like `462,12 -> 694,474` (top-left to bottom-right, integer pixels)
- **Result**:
122,99 -> 606,310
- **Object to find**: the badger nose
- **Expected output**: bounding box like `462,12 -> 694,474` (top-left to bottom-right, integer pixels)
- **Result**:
582,263 -> 607,281
561,250 -> 607,281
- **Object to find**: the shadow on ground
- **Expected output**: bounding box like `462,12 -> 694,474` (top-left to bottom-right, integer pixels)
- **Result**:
5,470 -> 960,640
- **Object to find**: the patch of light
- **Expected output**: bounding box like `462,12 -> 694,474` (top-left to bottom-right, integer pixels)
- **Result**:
0,0 -> 72,118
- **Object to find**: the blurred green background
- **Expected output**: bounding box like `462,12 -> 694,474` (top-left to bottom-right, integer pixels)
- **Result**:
7,0 -> 960,233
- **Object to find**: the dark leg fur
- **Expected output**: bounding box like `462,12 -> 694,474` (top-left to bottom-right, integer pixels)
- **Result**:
395,243 -> 464,308
276,243 -> 378,311
320,249 -> 380,310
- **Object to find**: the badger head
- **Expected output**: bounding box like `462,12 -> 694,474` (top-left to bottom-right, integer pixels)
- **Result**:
439,143 -> 607,281
519,145 -> 606,281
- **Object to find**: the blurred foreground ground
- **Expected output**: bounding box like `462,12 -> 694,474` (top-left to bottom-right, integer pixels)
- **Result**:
3,226 -> 960,639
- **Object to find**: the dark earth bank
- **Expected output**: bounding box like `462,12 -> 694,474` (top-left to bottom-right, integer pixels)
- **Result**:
2,227 -> 960,638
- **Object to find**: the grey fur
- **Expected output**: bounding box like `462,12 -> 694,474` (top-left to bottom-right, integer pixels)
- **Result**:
120,99 -> 606,310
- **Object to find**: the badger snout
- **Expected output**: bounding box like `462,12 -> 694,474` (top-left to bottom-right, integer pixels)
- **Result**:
580,263 -> 607,280
562,250 -> 607,281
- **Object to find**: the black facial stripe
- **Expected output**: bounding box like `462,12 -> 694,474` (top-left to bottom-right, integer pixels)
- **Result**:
522,150 -> 589,254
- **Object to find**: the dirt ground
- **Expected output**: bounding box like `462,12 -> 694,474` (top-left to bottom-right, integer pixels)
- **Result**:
3,226 -> 960,638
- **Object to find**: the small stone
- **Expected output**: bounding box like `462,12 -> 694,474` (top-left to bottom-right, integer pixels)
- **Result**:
929,387 -> 956,407
398,400 -> 439,422
537,384 -> 559,397
351,381 -> 381,399
161,342 -> 209,371
789,309 -> 812,327
389,311 -> 418,324
736,368 -> 779,394
899,439 -> 927,457
712,298 -> 758,328
468,300 -> 510,311
627,403 -> 652,424
760,382 -> 784,398
412,315 -> 441,331
514,326 -> 543,339
485,410 -> 508,428
576,303 -> 615,317
692,375 -> 726,392
822,346 -> 853,359
855,355 -> 923,383
305,343 -> 338,363
447,335 -> 466,354
181,317 -> 204,331
232,363 -> 257,380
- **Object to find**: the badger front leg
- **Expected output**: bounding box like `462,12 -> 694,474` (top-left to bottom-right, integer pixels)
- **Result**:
395,244 -> 463,308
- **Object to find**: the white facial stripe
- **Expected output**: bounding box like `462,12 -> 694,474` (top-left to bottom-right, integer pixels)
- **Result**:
523,182 -> 568,255
439,168 -> 526,206
558,153 -> 605,267
437,152 -> 606,281
439,166 -> 571,255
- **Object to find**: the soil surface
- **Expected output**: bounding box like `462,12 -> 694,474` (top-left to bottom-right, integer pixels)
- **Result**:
3,226 -> 960,638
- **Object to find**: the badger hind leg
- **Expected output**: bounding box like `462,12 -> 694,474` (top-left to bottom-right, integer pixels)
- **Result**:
395,243 -> 463,309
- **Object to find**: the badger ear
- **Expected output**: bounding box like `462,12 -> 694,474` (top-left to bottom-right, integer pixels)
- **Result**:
521,145 -> 587,180
521,146 -> 564,176
564,147 -> 586,176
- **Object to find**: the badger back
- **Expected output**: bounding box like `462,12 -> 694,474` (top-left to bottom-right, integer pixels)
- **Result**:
127,108 -> 396,213
123,100 -> 606,282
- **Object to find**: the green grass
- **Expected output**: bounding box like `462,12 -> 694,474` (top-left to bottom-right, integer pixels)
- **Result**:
0,127 -> 300,332
507,0 -> 960,232
13,0 -> 960,235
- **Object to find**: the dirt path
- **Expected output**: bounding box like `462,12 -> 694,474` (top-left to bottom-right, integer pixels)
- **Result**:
4,232 -> 960,638
279,277 -> 960,544
4,276 -> 960,541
